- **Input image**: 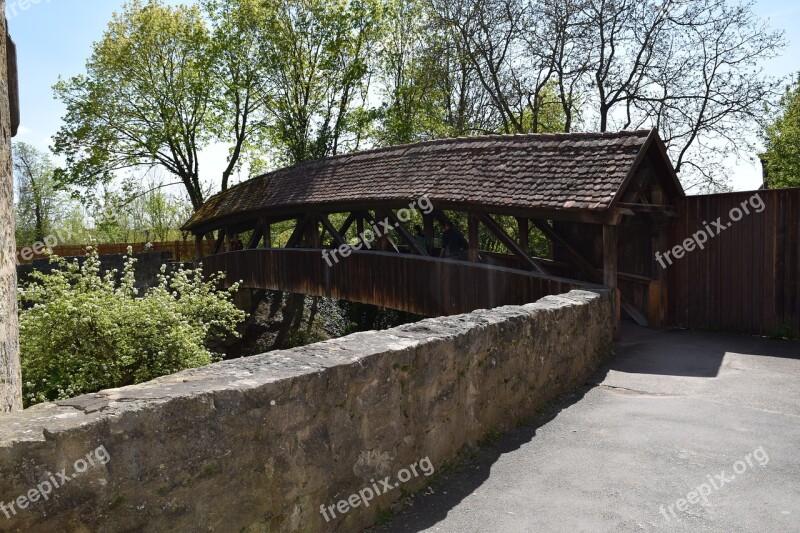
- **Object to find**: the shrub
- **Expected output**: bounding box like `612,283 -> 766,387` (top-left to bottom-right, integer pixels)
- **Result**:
19,247 -> 246,406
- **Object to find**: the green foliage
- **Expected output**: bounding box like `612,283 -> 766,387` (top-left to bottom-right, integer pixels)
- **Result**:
373,0 -> 450,145
280,329 -> 327,350
87,178 -> 195,244
768,322 -> 797,341
201,0 -> 273,189
763,74 -> 800,188
13,143 -> 74,246
49,0 -> 786,198
19,247 -> 246,406
374,506 -> 394,526
53,0 -> 213,210
514,82 -> 570,134
53,0 -> 384,206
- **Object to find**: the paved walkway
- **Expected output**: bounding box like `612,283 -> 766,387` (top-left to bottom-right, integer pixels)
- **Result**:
372,324 -> 800,532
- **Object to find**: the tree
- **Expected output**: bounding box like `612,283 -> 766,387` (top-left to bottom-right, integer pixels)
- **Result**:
530,0 -> 590,132
201,0 -> 273,189
386,0 -> 499,138
13,142 -> 68,245
82,178 -> 193,243
428,0 -> 785,189
137,178 -> 193,241
54,0 -> 786,197
429,0 -> 571,135
431,0 -> 533,134
53,1 -> 213,210
762,74 -> 800,188
261,0 -> 383,164
374,0 -> 449,145
624,0 -> 785,190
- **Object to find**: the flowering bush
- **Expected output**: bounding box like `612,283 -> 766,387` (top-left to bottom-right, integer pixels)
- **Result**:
19,247 -> 246,406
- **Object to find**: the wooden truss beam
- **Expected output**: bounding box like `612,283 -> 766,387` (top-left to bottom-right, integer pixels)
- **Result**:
319,214 -> 347,247
286,215 -> 312,248
338,213 -> 358,238
480,214 -> 547,274
363,210 -> 400,253
385,210 -> 428,256
247,219 -> 266,249
531,218 -> 646,327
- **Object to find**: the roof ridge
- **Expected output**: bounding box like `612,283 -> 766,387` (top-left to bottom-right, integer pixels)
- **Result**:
231,129 -> 654,187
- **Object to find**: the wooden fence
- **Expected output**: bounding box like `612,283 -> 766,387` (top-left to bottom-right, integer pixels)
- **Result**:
667,188 -> 800,337
16,240 -> 214,264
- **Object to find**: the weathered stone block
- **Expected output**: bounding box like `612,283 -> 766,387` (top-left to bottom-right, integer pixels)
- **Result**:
0,289 -> 612,531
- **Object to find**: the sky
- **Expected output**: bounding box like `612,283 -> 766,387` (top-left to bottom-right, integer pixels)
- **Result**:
6,0 -> 800,192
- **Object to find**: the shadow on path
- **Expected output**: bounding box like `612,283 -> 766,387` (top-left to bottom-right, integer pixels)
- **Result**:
366,368 -> 611,532
367,321 -> 800,532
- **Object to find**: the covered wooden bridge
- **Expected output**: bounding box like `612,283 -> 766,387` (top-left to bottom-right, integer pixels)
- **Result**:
183,129 -> 684,326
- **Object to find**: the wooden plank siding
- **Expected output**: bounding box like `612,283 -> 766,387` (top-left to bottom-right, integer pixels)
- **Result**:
666,188 -> 800,336
202,249 -> 598,318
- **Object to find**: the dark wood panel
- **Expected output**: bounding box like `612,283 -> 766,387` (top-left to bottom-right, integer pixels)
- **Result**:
202,249 -> 598,317
667,188 -> 800,336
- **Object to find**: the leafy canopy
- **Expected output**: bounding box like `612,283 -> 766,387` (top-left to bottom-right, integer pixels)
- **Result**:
53,1 -> 212,209
13,142 -> 72,246
762,74 -> 800,188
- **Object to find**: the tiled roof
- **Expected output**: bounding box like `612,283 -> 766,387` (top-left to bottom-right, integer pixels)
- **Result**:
184,130 -> 658,231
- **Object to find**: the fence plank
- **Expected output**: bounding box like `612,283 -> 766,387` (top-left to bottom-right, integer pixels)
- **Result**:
668,188 -> 800,336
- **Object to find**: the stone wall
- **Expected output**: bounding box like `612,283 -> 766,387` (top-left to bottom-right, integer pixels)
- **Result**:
0,289 -> 613,532
0,5 -> 22,412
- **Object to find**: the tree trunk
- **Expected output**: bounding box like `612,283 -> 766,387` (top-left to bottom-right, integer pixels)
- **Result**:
33,199 -> 44,242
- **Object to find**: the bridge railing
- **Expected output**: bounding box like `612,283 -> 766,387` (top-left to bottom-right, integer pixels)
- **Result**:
202,248 -> 600,317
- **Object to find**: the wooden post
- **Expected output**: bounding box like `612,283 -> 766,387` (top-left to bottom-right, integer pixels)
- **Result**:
468,213 -> 480,262
212,230 -> 225,255
423,213 -> 435,252
374,210 -> 389,252
648,281 -> 663,329
306,215 -> 321,248
603,224 -> 620,336
517,217 -> 529,253
356,214 -> 366,248
194,234 -> 204,261
649,222 -> 668,328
